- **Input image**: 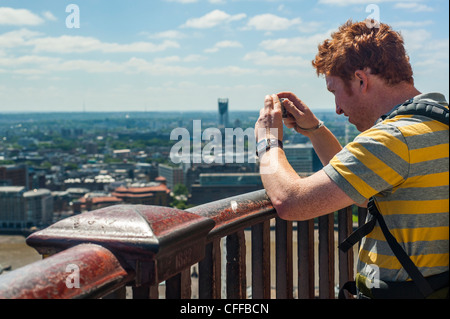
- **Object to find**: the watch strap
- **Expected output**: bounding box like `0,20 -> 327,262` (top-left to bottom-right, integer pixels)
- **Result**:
256,138 -> 283,157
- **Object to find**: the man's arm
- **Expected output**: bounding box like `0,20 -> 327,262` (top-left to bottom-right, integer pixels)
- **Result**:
256,94 -> 356,221
259,147 -> 355,221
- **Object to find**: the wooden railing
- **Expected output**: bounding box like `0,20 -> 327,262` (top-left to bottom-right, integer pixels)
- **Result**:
0,189 -> 367,299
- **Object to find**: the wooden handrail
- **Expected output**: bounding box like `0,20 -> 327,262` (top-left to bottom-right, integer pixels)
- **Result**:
0,189 -> 363,299
187,189 -> 276,240
0,243 -> 132,299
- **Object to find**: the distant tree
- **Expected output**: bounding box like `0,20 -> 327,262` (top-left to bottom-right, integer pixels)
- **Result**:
65,162 -> 78,171
173,183 -> 188,196
0,160 -> 15,165
171,183 -> 193,209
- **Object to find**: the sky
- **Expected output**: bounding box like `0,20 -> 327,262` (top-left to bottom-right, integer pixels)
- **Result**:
0,0 -> 448,113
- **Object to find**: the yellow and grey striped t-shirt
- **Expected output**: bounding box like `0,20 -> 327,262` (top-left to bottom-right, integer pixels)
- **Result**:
323,92 -> 449,284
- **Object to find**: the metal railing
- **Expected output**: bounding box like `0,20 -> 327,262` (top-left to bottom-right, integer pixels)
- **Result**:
0,189 -> 367,299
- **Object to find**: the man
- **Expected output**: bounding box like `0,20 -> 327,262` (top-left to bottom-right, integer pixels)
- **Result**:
255,20 -> 449,298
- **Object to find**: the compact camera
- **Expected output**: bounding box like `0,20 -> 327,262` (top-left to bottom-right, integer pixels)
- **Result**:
280,98 -> 288,118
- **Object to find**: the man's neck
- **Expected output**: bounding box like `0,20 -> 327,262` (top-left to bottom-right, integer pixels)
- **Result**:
374,83 -> 421,117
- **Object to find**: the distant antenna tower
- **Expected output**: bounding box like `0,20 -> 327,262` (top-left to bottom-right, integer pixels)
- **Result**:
218,98 -> 229,127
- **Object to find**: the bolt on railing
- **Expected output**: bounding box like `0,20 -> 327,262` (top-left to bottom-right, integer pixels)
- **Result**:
0,189 -> 367,299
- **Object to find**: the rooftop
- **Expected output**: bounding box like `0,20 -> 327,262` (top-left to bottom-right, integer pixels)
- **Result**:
23,189 -> 52,197
0,186 -> 26,193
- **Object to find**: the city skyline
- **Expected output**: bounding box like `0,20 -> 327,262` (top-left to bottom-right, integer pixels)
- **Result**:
0,0 -> 448,113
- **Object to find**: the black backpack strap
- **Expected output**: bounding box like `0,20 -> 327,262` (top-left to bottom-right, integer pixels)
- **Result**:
339,198 -> 435,298
338,281 -> 357,299
370,201 -> 435,298
339,199 -> 379,253
385,99 -> 449,126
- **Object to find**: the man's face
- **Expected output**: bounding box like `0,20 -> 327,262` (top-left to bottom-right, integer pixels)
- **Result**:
326,75 -> 372,132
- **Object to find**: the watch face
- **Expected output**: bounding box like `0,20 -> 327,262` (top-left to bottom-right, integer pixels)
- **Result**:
257,139 -> 268,153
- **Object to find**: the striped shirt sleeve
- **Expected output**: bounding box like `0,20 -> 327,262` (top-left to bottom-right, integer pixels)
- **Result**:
323,123 -> 410,204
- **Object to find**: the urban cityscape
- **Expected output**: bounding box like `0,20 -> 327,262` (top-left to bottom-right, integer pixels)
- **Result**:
0,99 -> 359,277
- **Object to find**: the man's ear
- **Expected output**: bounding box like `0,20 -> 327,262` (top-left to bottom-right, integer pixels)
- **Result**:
354,69 -> 369,93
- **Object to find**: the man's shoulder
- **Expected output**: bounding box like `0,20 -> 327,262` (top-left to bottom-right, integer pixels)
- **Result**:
374,92 -> 449,128
386,92 -> 449,125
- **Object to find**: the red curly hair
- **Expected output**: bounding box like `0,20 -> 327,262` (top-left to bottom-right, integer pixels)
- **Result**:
312,20 -> 414,89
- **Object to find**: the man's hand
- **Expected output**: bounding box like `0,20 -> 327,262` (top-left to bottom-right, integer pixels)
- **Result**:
278,92 -> 322,136
255,94 -> 284,143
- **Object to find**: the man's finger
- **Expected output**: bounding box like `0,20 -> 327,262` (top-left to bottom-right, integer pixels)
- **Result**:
277,92 -> 297,100
264,95 -> 273,109
272,94 -> 282,113
284,98 -> 304,119
283,117 -> 296,128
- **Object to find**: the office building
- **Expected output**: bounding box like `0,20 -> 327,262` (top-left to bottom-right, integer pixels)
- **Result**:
158,164 -> 184,191
218,98 -> 229,127
0,186 -> 53,230
0,186 -> 26,230
0,164 -> 29,189
284,144 -> 323,173
23,189 -> 53,228
189,173 -> 263,205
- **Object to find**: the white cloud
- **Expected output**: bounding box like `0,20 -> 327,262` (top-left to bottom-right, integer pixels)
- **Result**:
318,0 -> 436,13
146,30 -> 186,39
183,54 -> 207,62
182,9 -> 246,29
0,55 -> 61,68
391,20 -> 434,28
246,14 -> 301,31
204,40 -> 243,53
153,56 -> 182,64
401,28 -> 433,52
0,29 -> 180,54
56,59 -> 127,73
394,3 -> 434,12
243,51 -> 309,67
153,54 -> 207,63
0,7 -> 44,25
42,11 -> 57,21
259,31 -> 332,55
3,54 -> 253,78
0,28 -> 43,48
124,57 -> 254,76
31,36 -> 181,53
400,29 -> 448,73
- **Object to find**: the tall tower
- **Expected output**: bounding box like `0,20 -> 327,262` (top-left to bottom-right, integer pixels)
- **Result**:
218,98 -> 229,127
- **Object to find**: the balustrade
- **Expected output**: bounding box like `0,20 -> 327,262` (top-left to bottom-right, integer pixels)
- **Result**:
0,189 -> 366,299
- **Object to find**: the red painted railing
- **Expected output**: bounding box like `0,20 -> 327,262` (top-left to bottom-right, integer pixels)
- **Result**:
0,189 -> 367,299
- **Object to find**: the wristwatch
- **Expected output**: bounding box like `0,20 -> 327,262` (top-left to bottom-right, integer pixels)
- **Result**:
256,138 -> 283,157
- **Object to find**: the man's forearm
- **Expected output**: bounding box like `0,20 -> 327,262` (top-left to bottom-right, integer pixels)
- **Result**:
259,147 -> 354,221
306,125 -> 343,166
259,147 -> 303,216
